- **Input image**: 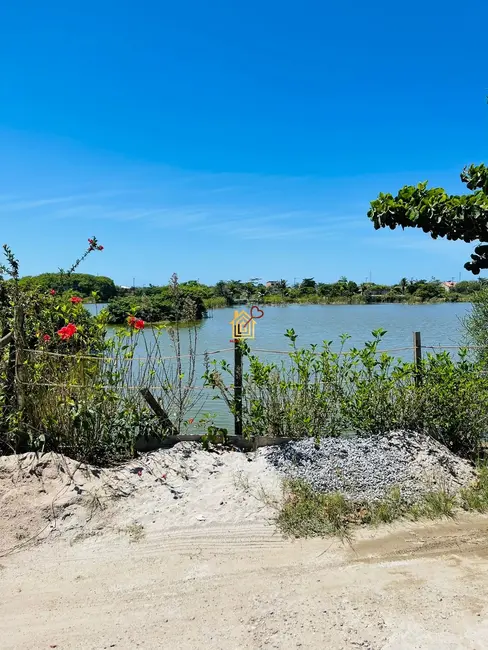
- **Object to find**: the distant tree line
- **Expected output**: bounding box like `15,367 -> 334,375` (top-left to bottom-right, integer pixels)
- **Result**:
185,276 -> 483,306
13,273 -> 484,324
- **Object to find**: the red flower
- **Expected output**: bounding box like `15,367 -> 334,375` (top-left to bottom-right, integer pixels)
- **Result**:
88,238 -> 94,244
50,289 -> 56,296
162,473 -> 167,480
57,323 -> 78,340
127,316 -> 144,330
137,470 -> 142,477
188,418 -> 194,425
97,245 -> 104,251
43,334 -> 51,342
70,296 -> 83,304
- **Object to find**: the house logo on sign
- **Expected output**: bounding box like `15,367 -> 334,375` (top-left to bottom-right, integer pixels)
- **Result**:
230,306 -> 264,340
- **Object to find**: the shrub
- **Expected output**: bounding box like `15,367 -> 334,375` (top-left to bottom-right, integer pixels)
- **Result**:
418,350 -> 488,457
1,240 -> 202,464
205,329 -> 488,458
18,273 -> 117,301
107,295 -> 173,324
464,284 -> 488,365
107,289 -> 207,324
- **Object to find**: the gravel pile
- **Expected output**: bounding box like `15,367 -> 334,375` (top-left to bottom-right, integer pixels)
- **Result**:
265,431 -> 476,503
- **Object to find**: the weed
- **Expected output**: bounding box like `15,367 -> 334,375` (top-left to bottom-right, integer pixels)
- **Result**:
276,480 -> 353,541
233,470 -> 251,493
460,463 -> 488,512
369,486 -> 404,524
83,490 -> 106,521
201,425 -> 229,451
123,523 -> 145,542
275,479 -> 481,541
414,490 -> 456,520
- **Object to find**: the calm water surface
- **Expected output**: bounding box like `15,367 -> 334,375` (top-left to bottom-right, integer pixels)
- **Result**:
86,303 -> 472,429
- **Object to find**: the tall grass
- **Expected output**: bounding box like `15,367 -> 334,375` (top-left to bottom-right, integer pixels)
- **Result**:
203,296 -> 227,309
276,476 -> 481,540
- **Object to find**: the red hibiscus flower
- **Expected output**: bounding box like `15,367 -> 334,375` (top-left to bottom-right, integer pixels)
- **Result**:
43,334 -> 51,342
50,289 -> 56,296
188,418 -> 194,424
127,316 -> 144,330
70,296 -> 83,304
57,323 -> 78,340
97,245 -> 104,251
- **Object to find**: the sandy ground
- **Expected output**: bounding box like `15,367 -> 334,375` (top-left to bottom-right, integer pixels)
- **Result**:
1,447 -> 488,650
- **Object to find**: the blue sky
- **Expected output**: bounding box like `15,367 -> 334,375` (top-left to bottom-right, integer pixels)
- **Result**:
0,0 -> 486,286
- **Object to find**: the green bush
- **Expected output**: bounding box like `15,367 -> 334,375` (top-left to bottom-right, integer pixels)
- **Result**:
0,240 -> 171,463
205,329 -> 488,458
418,351 -> 488,457
107,291 -> 207,324
464,284 -> 488,365
18,273 -> 117,301
107,295 -> 173,324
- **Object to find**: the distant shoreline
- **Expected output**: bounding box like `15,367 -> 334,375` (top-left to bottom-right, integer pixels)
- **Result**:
204,297 -> 473,309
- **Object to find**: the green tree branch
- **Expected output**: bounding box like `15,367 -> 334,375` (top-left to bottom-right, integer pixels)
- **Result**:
368,164 -> 488,274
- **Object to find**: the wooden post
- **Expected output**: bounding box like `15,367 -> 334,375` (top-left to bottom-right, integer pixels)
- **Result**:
234,339 -> 243,437
140,388 -> 179,436
413,331 -> 422,386
2,329 -> 16,419
13,304 -> 26,411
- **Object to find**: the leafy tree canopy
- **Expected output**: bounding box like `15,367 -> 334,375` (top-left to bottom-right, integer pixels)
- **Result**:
368,164 -> 488,274
18,273 -> 117,301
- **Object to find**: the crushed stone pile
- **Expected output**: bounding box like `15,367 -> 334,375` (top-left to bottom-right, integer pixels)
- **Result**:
265,431 -> 476,503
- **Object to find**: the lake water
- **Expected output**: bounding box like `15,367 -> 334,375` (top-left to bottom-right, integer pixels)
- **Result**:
86,302 -> 473,430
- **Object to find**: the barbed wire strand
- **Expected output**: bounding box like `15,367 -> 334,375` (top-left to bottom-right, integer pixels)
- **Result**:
22,347 -> 234,361
15,380 -> 229,390
423,345 -> 488,350
252,346 -> 415,355
21,343 -> 488,364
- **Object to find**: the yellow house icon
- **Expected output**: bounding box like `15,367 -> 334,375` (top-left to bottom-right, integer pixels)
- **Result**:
230,310 -> 256,340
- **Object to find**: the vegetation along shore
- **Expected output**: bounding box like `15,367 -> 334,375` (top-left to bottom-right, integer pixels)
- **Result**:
12,272 -> 483,324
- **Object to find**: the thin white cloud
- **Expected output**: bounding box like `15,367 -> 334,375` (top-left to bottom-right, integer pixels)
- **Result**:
0,137 -> 393,242
0,196 -> 82,211
0,191 -> 127,214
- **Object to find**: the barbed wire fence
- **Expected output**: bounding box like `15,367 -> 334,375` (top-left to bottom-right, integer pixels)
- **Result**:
7,332 -> 488,438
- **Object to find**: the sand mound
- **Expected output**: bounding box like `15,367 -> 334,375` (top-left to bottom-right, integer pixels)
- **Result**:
0,432 -> 478,555
0,444 -> 280,556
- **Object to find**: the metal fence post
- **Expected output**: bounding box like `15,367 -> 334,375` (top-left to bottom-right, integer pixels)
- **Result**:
234,339 -> 243,437
413,331 -> 422,385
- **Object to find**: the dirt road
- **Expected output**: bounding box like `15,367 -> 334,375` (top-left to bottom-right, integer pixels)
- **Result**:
2,514 -> 488,650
